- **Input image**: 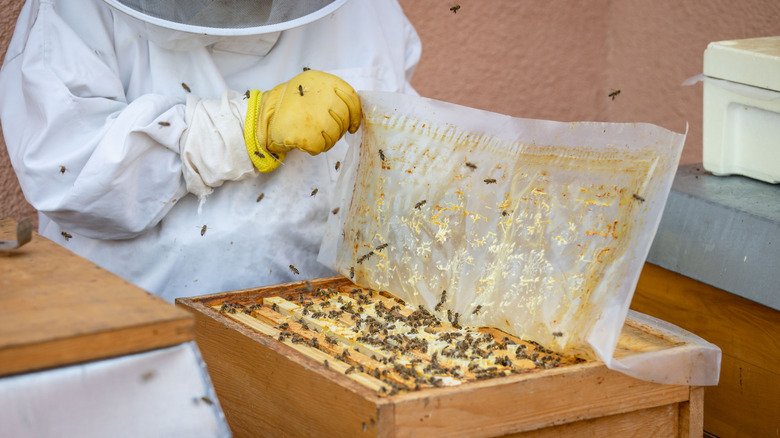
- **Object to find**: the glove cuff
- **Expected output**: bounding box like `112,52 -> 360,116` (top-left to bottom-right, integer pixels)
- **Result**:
245,89 -> 285,173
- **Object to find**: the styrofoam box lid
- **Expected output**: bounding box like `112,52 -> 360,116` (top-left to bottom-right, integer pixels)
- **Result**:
704,36 -> 780,92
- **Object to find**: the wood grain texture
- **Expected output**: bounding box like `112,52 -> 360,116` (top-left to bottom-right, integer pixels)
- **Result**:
0,218 -> 193,377
180,277 -> 702,437
632,262 -> 780,438
504,404 -> 678,438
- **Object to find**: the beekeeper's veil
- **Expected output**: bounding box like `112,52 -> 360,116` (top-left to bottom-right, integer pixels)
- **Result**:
103,0 -> 349,52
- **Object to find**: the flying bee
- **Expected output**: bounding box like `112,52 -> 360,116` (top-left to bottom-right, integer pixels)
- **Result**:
484,178 -> 497,184
181,82 -> 191,93
632,193 -> 645,202
158,121 -> 170,127
311,188 -> 318,197
450,4 -> 460,13
331,207 -> 340,215
298,84 -> 304,96
289,265 -> 300,275
472,305 -> 482,315
254,150 -> 266,159
378,149 -> 385,161
335,161 -> 341,171
465,161 -> 477,170
414,200 -> 426,210
608,89 -> 621,100
200,225 -> 207,236
256,193 -> 265,202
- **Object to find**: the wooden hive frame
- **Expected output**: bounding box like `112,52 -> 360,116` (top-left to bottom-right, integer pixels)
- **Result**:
177,276 -> 703,438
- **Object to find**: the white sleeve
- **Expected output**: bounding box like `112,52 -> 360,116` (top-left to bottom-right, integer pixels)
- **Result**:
0,1 -> 188,240
180,90 -> 256,201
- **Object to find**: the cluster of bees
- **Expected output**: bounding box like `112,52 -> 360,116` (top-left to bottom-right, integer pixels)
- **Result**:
219,283 -> 581,396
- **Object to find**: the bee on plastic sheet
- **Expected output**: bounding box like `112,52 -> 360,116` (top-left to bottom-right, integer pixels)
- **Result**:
310,188 -> 318,197
181,82 -> 191,93
303,66 -> 311,72
256,193 -> 265,203
472,305 -> 482,315
450,4 -> 460,13
465,161 -> 477,170
289,265 -> 300,275
200,396 -> 214,405
375,243 -> 388,252
414,200 -> 426,210
59,165 -> 67,174
552,331 -> 563,338
501,210 -> 509,217
350,266 -> 355,279
335,161 -> 341,171
378,149 -> 385,161
434,301 -> 444,312
61,231 -> 73,240
331,207 -> 340,215
440,290 -> 447,304
608,89 -> 621,100
200,225 -> 207,236
158,121 -> 170,127
632,193 -> 645,203
484,178 -> 497,184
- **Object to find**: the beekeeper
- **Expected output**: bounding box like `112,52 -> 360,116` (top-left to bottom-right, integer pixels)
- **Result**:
0,0 -> 421,302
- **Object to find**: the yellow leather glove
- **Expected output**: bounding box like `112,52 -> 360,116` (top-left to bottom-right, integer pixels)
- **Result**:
244,70 -> 361,173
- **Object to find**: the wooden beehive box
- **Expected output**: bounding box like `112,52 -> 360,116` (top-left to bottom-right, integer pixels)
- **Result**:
177,276 -> 703,438
0,218 -> 193,377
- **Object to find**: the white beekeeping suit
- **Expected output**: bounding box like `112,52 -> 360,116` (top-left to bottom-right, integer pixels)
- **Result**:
0,0 -> 421,302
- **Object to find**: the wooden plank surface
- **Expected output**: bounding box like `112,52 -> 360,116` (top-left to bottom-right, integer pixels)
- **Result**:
390,362 -> 689,437
504,404 -> 678,438
183,303 -> 384,438
0,218 -> 193,377
631,262 -> 780,438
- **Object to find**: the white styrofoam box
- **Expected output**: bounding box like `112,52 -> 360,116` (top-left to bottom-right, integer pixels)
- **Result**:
703,37 -> 780,184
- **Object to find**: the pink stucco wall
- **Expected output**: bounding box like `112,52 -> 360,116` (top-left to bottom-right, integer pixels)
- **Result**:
2,0 -> 780,226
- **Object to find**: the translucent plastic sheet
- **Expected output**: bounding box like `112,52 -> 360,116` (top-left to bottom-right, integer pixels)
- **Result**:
319,91 -> 720,385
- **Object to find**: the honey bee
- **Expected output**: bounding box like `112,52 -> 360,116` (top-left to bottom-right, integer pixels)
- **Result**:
158,121 -> 170,127
608,89 -> 621,100
289,265 -> 300,275
375,243 -> 388,252
484,178 -> 497,184
303,67 -> 311,72
323,360 -> 329,368
254,150 -> 265,159
59,165 -> 67,174
350,266 -> 355,279
331,207 -> 340,215
181,82 -> 191,93
200,225 -> 207,236
200,396 -> 214,405
61,231 -> 73,240
244,90 -> 250,99
632,193 -> 645,202
501,210 -> 509,217
298,85 -> 304,96
450,4 -> 460,13
335,161 -> 341,171
256,193 -> 265,202
465,162 -> 477,170
378,149 -> 385,161
440,290 -> 447,304
311,188 -> 318,197
414,200 -> 426,210
552,331 -> 563,337
472,305 -> 482,315
434,301 -> 444,312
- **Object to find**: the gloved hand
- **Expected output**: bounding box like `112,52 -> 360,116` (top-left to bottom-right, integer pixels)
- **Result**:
244,70 -> 361,173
